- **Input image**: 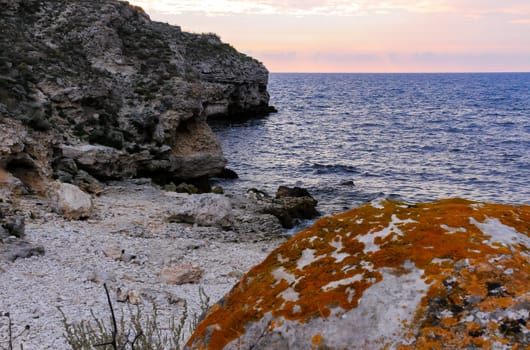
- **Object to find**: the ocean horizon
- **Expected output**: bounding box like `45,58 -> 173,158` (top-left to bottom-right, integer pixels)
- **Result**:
212,72 -> 530,216
269,71 -> 530,74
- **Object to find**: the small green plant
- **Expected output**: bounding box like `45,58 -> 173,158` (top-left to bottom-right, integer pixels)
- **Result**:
60,284 -> 188,350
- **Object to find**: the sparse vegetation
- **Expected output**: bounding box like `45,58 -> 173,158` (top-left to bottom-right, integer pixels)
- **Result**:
60,284 -> 212,350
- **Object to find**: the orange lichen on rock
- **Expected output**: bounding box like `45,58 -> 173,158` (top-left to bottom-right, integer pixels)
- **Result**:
311,333 -> 323,345
186,198 -> 530,349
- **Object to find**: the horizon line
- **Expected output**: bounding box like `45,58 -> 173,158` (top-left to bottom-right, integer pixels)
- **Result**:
269,71 -> 530,74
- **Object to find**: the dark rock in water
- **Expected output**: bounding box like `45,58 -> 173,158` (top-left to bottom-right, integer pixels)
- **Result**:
216,168 -> 239,179
275,185 -> 312,199
340,180 -> 355,186
246,186 -> 319,229
263,196 -> 319,229
187,199 -> 530,350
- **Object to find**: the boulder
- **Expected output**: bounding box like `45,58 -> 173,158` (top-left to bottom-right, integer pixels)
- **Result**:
60,144 -> 136,180
167,194 -> 233,228
49,181 -> 93,219
275,185 -> 312,199
186,199 -> 530,350
247,186 -> 319,229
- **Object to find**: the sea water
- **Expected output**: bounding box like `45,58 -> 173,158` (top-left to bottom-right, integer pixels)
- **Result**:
211,73 -> 530,216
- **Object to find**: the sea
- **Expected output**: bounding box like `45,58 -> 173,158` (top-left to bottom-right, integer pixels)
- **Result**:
210,73 -> 530,217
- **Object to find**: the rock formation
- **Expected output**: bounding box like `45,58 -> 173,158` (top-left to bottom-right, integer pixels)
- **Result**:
246,186 -> 320,229
186,199 -> 530,349
0,0 -> 274,196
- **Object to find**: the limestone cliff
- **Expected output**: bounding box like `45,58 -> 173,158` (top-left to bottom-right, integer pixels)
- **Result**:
0,0 -> 274,193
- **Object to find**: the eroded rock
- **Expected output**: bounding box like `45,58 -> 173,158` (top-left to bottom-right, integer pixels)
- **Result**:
49,181 -> 93,219
186,199 -> 530,350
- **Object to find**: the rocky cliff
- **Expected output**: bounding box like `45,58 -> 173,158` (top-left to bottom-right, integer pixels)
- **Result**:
187,199 -> 530,349
0,0 -> 274,195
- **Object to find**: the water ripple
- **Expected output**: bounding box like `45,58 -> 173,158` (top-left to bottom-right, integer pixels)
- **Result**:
212,73 -> 530,215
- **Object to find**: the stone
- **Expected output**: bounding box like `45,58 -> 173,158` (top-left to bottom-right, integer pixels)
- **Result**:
264,196 -> 319,229
0,226 -> 8,240
186,199 -> 530,350
0,239 -> 45,262
2,215 -> 25,238
73,170 -> 103,195
160,264 -> 204,285
103,247 -> 136,263
116,287 -> 142,305
246,187 -> 319,229
60,144 -> 136,180
275,185 -> 312,198
49,181 -> 93,219
103,247 -> 123,260
167,194 -> 233,228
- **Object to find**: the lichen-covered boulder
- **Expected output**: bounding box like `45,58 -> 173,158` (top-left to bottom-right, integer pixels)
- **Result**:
186,198 -> 530,349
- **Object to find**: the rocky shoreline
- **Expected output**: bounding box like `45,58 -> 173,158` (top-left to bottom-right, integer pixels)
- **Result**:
0,179 -> 296,349
0,1 -> 315,347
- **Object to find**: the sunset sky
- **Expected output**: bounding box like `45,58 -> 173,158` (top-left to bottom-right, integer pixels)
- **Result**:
128,0 -> 530,73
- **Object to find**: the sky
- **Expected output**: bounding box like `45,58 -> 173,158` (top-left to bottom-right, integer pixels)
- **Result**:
128,0 -> 530,73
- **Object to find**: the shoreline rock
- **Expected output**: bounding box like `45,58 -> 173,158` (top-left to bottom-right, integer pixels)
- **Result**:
246,186 -> 320,229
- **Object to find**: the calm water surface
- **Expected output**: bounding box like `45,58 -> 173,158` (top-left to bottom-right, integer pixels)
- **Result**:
211,73 -> 530,216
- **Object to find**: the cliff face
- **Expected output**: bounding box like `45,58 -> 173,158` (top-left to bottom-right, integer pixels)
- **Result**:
0,0 -> 273,192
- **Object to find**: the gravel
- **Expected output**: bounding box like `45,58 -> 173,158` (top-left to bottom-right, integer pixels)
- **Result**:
0,181 -> 285,349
